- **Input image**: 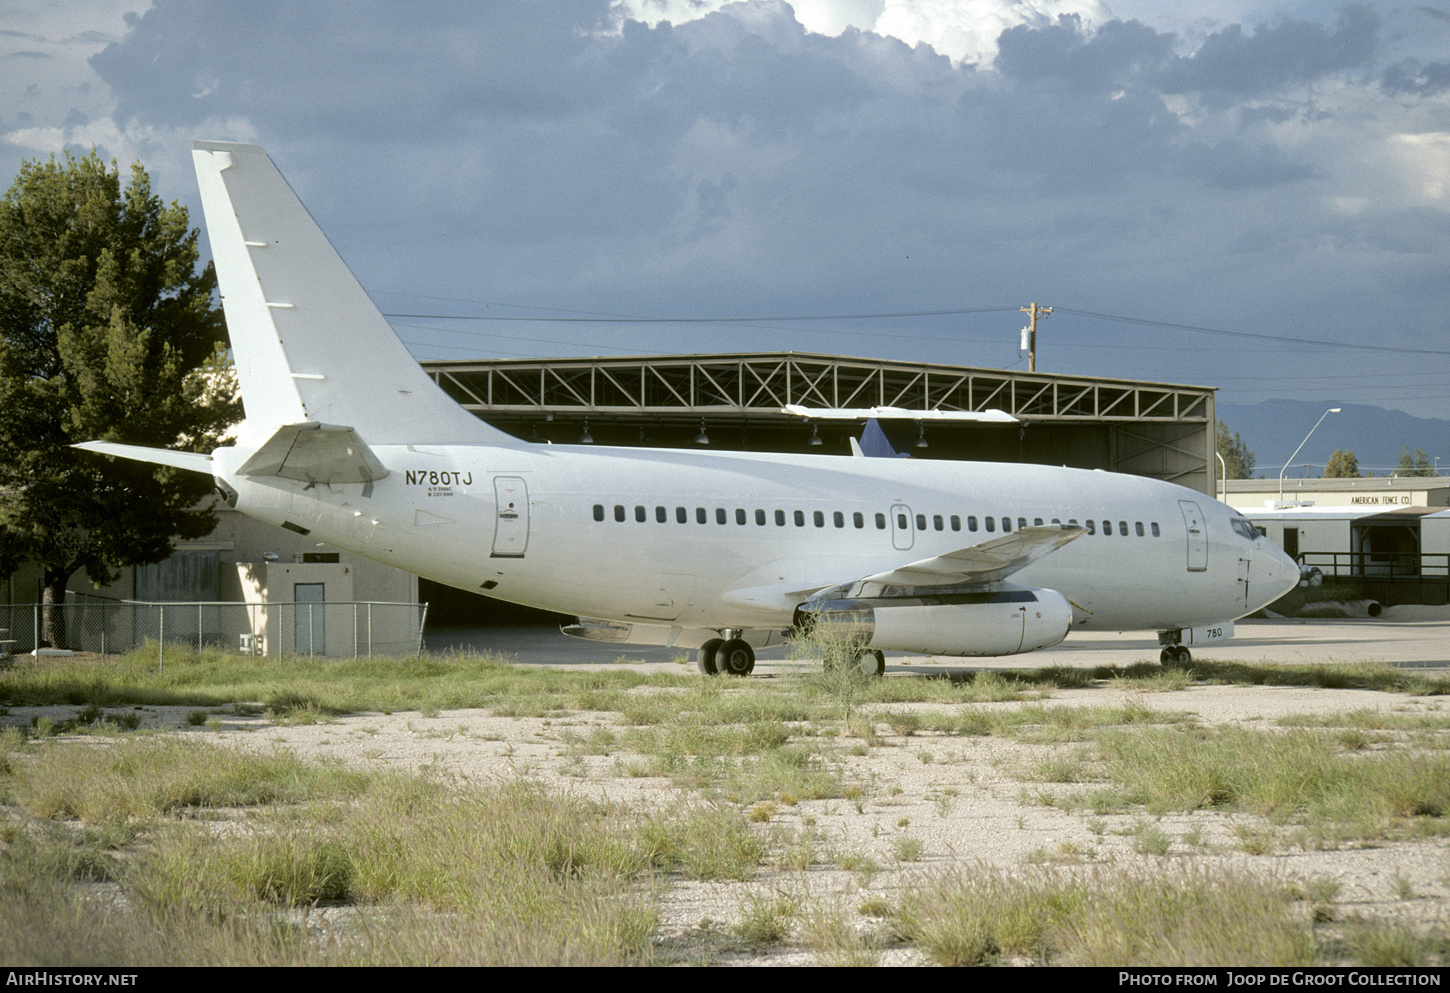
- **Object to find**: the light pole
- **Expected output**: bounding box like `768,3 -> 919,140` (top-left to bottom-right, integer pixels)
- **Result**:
1279,407 -> 1340,502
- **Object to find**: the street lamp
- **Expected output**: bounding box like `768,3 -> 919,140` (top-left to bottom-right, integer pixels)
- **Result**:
1279,408 -> 1340,502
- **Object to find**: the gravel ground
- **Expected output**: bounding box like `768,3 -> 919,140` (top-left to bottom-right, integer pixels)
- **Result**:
13,675 -> 1443,964
5,615 -> 1448,965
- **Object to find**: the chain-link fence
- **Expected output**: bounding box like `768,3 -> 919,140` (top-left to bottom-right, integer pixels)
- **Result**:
0,598 -> 429,661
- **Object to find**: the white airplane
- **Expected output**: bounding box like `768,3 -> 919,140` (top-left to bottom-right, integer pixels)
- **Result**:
79,141 -> 1299,676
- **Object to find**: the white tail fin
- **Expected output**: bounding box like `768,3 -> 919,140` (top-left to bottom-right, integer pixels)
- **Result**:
191,140 -> 512,447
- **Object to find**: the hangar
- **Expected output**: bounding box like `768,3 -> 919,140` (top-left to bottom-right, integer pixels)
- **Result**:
423,352 -> 1218,489
418,352 -> 1220,624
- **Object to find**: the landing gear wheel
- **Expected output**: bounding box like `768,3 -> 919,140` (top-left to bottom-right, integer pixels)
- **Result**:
855,649 -> 885,677
696,638 -> 722,676
1160,646 -> 1192,667
719,639 -> 755,676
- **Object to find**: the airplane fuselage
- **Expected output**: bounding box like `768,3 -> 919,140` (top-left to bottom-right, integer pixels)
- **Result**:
213,440 -> 1292,645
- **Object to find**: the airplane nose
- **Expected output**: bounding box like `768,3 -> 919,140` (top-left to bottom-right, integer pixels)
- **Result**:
1259,540 -> 1301,603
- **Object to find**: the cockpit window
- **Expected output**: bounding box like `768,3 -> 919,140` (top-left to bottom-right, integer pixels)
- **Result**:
1231,517 -> 1260,541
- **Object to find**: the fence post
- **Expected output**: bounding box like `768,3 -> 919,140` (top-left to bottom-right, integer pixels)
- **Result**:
353,602 -> 359,659
367,603 -> 373,659
158,603 -> 164,672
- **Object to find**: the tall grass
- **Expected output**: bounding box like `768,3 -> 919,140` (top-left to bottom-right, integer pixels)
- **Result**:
892,865 -> 1315,966
1097,725 -> 1450,835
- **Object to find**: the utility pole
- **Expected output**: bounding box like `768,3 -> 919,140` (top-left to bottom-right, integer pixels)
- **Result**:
1020,302 -> 1052,372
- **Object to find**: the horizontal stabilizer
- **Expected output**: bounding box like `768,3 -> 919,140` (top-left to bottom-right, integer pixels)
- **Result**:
826,525 -> 1086,598
236,422 -> 388,484
73,441 -> 214,475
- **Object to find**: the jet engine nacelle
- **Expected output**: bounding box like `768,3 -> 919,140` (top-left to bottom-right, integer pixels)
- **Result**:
794,587 -> 1073,658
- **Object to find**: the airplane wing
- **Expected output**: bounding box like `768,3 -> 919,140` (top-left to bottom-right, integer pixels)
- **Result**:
809,525 -> 1087,601
235,421 -> 388,484
860,526 -> 1085,587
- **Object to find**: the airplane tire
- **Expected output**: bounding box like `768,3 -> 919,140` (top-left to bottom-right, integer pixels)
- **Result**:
696,639 -> 722,676
857,649 -> 885,677
1161,646 -> 1192,667
719,639 -> 755,676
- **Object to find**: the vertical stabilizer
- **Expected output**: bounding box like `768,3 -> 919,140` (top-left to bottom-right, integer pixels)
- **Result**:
191,140 -> 510,446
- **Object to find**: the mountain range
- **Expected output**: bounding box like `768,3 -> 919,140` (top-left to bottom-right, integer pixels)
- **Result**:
1216,401 -> 1448,480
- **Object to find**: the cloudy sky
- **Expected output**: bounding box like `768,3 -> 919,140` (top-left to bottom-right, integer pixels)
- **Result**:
4,0 -> 1449,426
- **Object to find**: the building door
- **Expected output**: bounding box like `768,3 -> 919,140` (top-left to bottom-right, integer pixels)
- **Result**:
491,476 -> 529,558
1178,500 -> 1208,572
295,583 -> 325,655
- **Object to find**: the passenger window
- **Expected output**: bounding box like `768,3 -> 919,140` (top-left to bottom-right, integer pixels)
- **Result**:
950,515 -> 961,532
1002,517 -> 1012,532
676,507 -> 687,524
593,504 -> 604,522
1102,520 -> 1111,535
985,517 -> 996,533
1033,518 -> 1043,527
933,515 -> 943,531
875,513 -> 886,529
1151,522 -> 1160,537
755,509 -> 766,526
1135,522 -> 1144,537
853,512 -> 864,529
795,510 -> 806,527
1085,520 -> 1095,534
635,505 -> 646,523
1119,521 -> 1128,536
833,511 -> 844,528
1017,518 -> 1027,531
775,509 -> 786,526
1051,518 -> 1060,525
897,513 -> 908,530
967,516 -> 978,532
614,505 -> 625,522
916,514 -> 927,531
736,509 -> 747,525
656,506 -> 667,523
697,507 -> 707,524
815,511 -> 825,527
716,508 -> 727,525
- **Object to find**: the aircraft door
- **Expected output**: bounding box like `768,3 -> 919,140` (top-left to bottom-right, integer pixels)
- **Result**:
491,476 -> 529,558
1178,500 -> 1208,572
891,504 -> 914,551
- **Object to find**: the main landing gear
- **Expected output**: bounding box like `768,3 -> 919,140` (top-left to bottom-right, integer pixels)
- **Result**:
853,649 -> 886,677
696,637 -> 755,676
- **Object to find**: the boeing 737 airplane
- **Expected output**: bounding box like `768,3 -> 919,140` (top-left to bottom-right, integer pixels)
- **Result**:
79,141 -> 1299,675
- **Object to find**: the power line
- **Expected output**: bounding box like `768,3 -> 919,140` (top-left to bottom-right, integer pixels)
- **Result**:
1056,308 -> 1450,357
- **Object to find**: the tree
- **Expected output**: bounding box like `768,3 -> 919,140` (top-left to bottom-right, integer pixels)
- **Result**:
1324,449 -> 1361,478
1216,419 -> 1255,479
0,149 -> 240,644
1395,447 -> 1437,477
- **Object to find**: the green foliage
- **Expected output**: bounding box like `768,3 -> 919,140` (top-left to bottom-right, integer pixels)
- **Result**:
1324,449 -> 1361,478
1395,447 -> 1437,477
1217,420 -> 1255,479
0,149 -> 239,606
